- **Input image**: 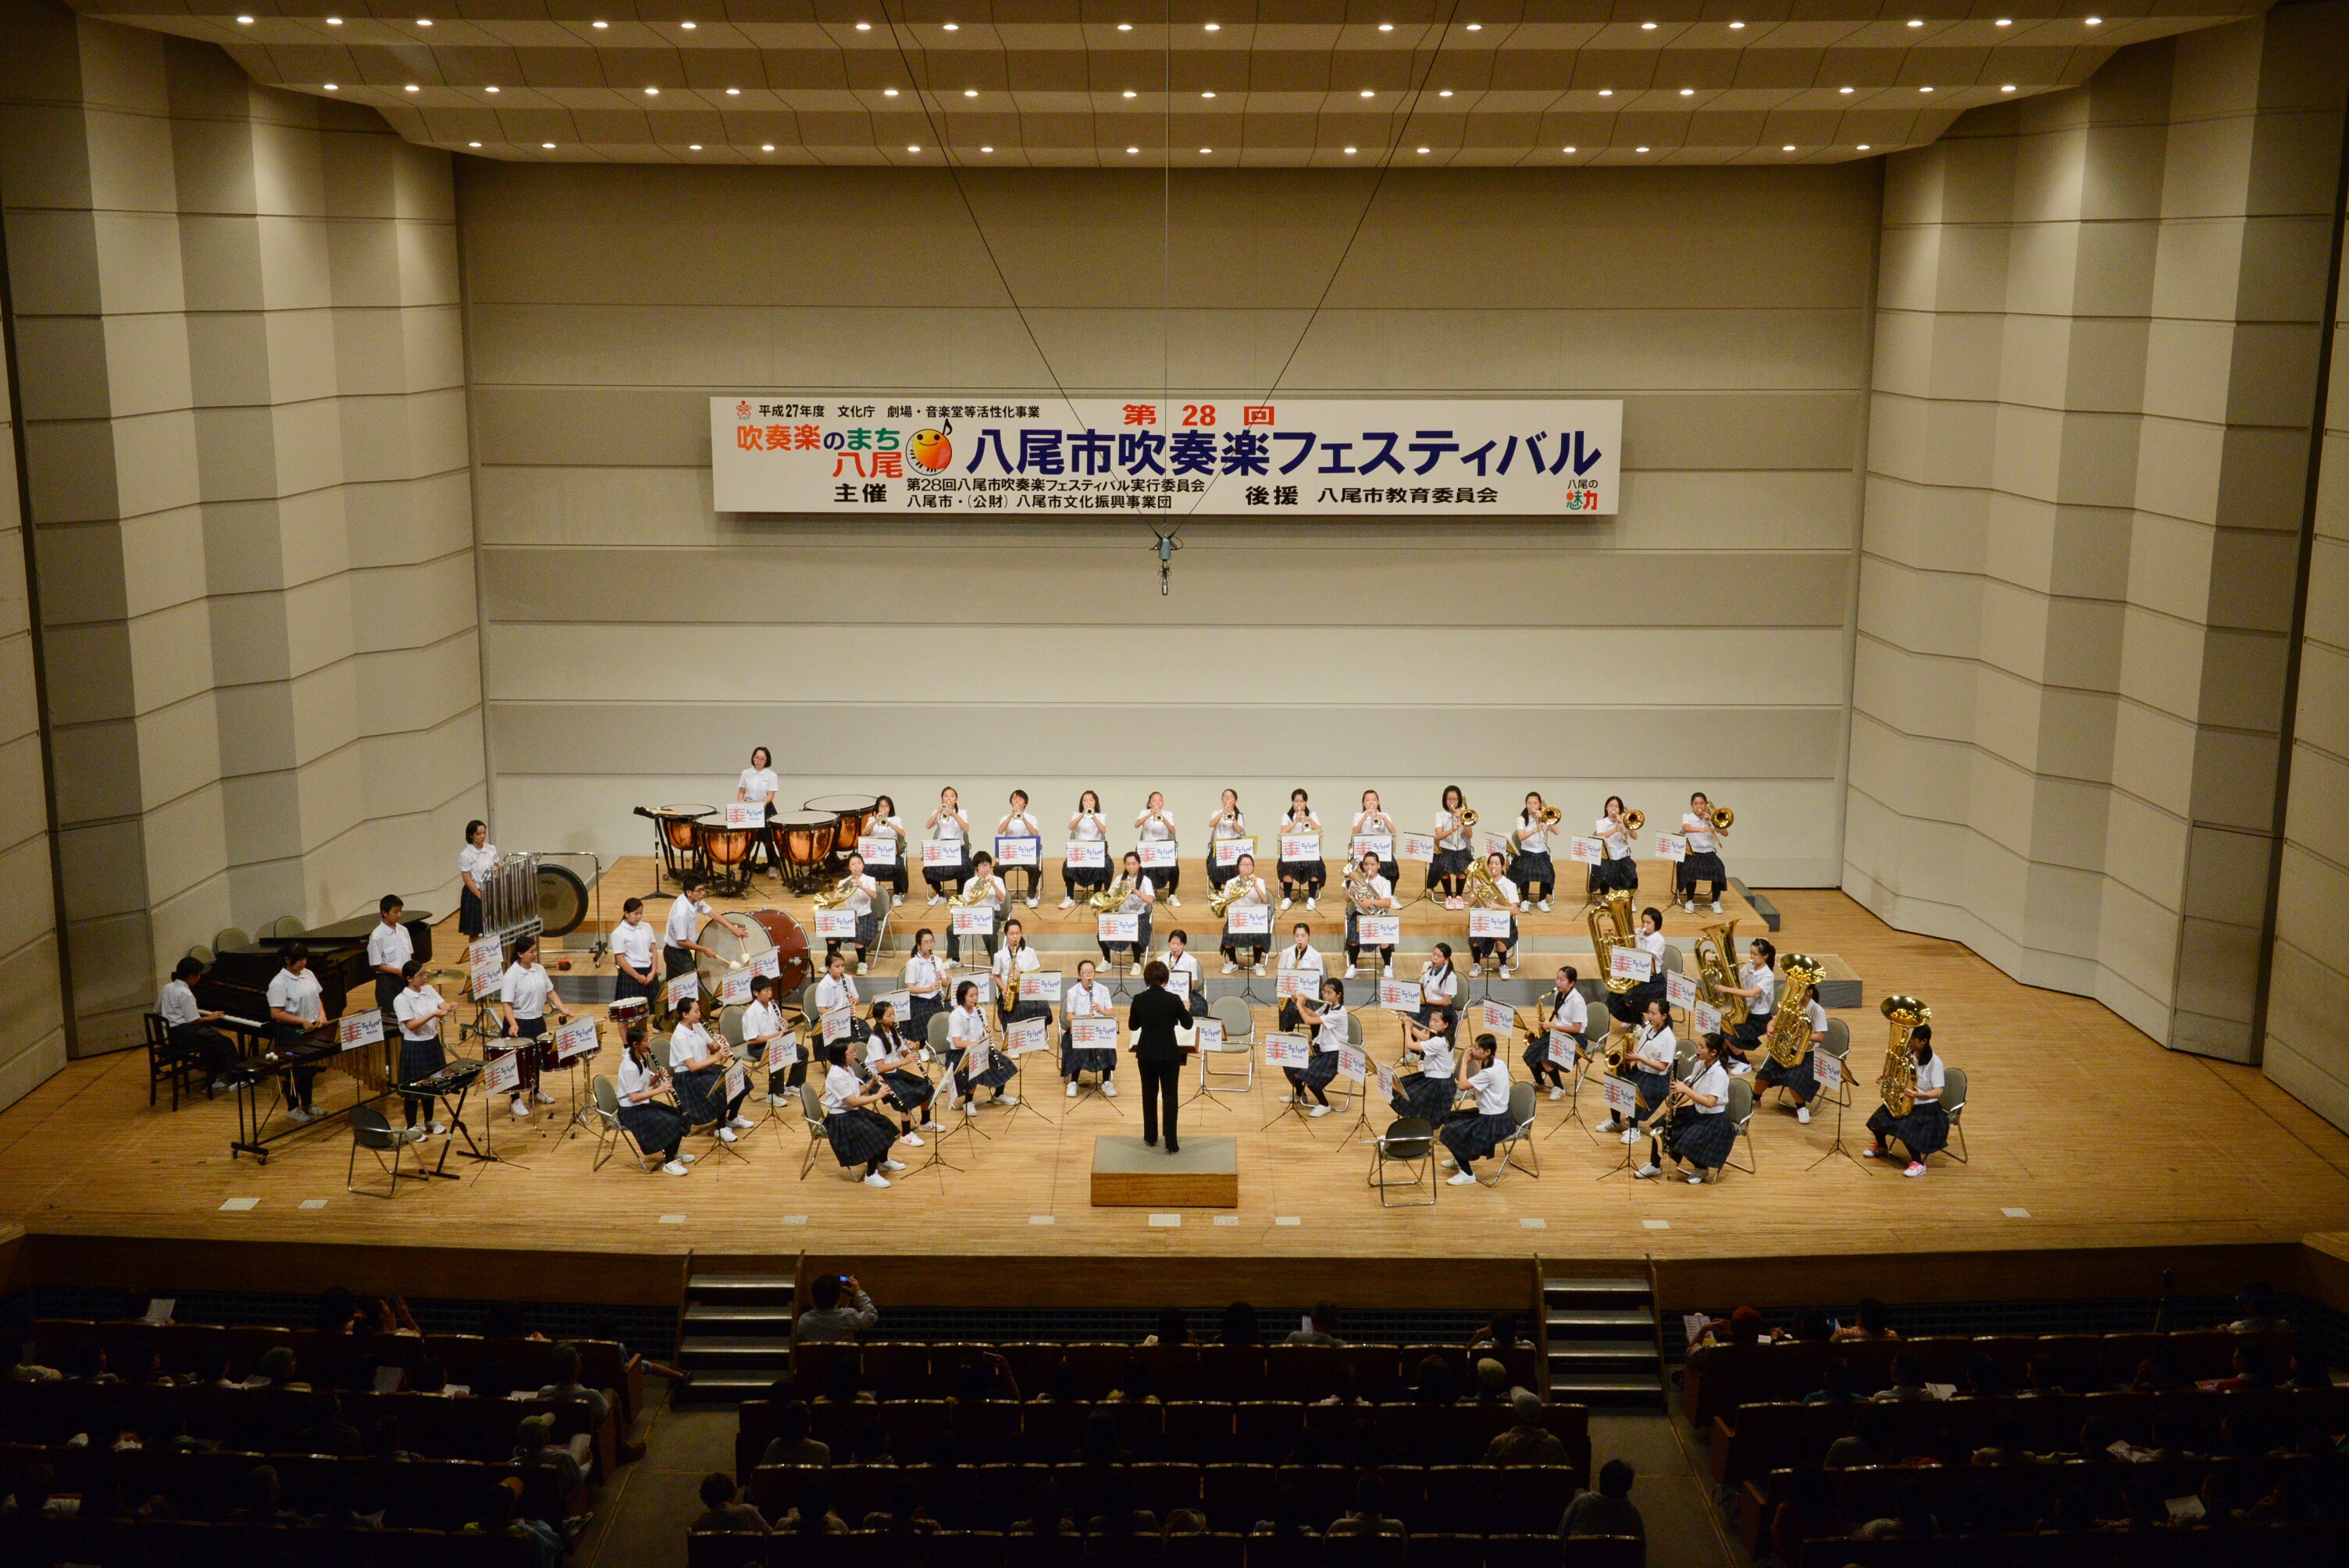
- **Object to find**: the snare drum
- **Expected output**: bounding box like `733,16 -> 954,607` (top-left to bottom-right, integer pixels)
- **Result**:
608,995 -> 651,1032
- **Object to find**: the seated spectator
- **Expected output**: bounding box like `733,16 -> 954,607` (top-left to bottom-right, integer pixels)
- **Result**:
2281,1345 -> 2333,1391
776,1477 -> 849,1534
1470,1311 -> 1523,1349
1220,1300 -> 1260,1347
1856,1476 -> 1935,1540
1316,1370 -> 1369,1407
1483,1386 -> 1568,1466
2130,1340 -> 2187,1392
1832,1296 -> 1898,1342
1826,1405 -> 1892,1470
231,1464 -> 307,1526
1142,1306 -> 1195,1346
155,1411 -> 212,1455
1285,1301 -> 1342,1345
2212,1340 -> 2272,1392
2,1463 -> 62,1518
760,1401 -> 831,1467
861,1474 -> 938,1535
1409,1353 -> 1457,1407
1959,1351 -> 2001,1398
314,1286 -> 358,1333
411,1359 -> 450,1395
1078,1409 -> 1130,1466
255,1346 -> 307,1390
1969,1415 -> 2023,1466
691,1472 -> 771,1534
1870,1353 -> 1930,1402
1473,1356 -> 1510,1403
1084,1466 -> 1157,1536
367,1417 -> 419,1462
2071,1415 -> 2115,1462
465,1476 -> 562,1568
794,1272 -> 879,1342
1802,1358 -> 1855,1406
1560,1459 -> 1645,1559
535,1342 -> 612,1428
1035,1361 -> 1085,1402
515,1413 -> 586,1495
1325,1471 -> 1405,1538
2225,1280 -> 2288,1333
1790,1309 -> 1833,1343
1107,1357 -> 1158,1403
1012,1477 -> 1077,1535
66,1345 -> 118,1384
2019,1352 -> 2062,1397
1164,1508 -> 1208,1534
2246,1469 -> 2319,1525
293,1391 -> 362,1456
1251,1484 -> 1317,1539
1767,1464 -> 1840,1566
185,1345 -> 233,1388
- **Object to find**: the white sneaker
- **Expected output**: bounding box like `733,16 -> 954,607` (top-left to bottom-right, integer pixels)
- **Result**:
864,1172 -> 893,1188
921,1121 -> 941,1132
1167,894 -> 1182,907
1306,896 -> 1317,911
533,1089 -> 557,1105
1067,1082 -> 1081,1098
1310,1104 -> 1331,1118
1634,1162 -> 1662,1179
729,1114 -> 754,1130
1060,897 -> 1075,910
1131,964 -> 1142,977
1730,1062 -> 1752,1076
680,1151 -> 697,1163
1446,1171 -> 1479,1186
1468,963 -> 1482,977
1622,1128 -> 1640,1145
286,1105 -> 316,1124
767,1093 -> 789,1107
1797,1107 -> 1811,1124
1549,1086 -> 1565,1102
1711,900 -> 1722,914
1681,899 -> 1693,913
1904,1162 -> 1927,1178
1253,963 -> 1266,976
1100,1082 -> 1117,1097
1539,900 -> 1552,913
999,1095 -> 1019,1107
1221,960 -> 1236,975
1862,1146 -> 1884,1159
1345,965 -> 1359,979
1688,1173 -> 1707,1185
1383,964 -> 1394,978
1279,1092 -> 1296,1104
430,1121 -> 447,1135
882,1158 -> 907,1171
405,1126 -> 428,1142
1280,897 -> 1292,912
716,1126 -> 738,1143
1519,901 -> 1531,913
509,1098 -> 530,1118
1500,966 -> 1514,979
902,1132 -> 923,1146
662,1160 -> 690,1176
1439,1156 -> 1456,1169
856,961 -> 868,975
1027,896 -> 1039,909
929,894 -> 944,907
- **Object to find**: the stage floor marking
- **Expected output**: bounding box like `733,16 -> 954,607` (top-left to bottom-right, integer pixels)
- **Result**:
1150,1213 -> 1181,1228
219,1198 -> 258,1212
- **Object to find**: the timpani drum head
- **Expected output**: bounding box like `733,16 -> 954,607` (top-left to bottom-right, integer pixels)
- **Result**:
654,804 -> 715,852
774,811 -> 836,871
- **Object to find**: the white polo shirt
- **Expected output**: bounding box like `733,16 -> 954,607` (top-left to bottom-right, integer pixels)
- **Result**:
366,919 -> 412,972
665,895 -> 707,948
611,918 -> 657,972
739,766 -> 779,805
394,985 -> 446,1042
501,962 -> 554,1020
266,967 -> 323,1026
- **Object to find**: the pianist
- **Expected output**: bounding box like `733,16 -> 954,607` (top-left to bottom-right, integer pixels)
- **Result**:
266,945 -> 329,1124
157,957 -> 239,1087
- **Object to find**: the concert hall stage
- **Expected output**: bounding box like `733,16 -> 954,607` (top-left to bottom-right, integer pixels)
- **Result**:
4,872 -> 2347,1323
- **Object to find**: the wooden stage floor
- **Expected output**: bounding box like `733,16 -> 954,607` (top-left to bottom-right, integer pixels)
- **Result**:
4,865 -> 2347,1313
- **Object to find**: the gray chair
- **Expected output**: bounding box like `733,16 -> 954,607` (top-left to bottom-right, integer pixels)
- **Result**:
797,1078 -> 832,1179
1370,1115 -> 1438,1206
1939,1066 -> 1969,1164
185,943 -> 214,968
1725,1075 -> 1757,1174
1820,1017 -> 1853,1108
267,915 -> 306,939
718,1003 -> 747,1050
1323,1010 -> 1367,1113
1200,994 -> 1256,1094
1487,1080 -> 1542,1183
870,887 -> 896,960
589,1074 -> 661,1173
346,1107 -> 418,1198
212,926 -> 251,955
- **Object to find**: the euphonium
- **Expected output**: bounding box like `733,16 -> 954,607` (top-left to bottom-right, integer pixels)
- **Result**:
1759,953 -> 1825,1068
1343,859 -> 1380,914
1588,889 -> 1639,995
1465,854 -> 1504,908
1878,994 -> 1930,1117
813,874 -> 856,910
1693,919 -> 1747,1027
1088,873 -> 1132,914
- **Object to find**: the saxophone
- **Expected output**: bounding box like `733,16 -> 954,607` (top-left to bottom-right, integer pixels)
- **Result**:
1588,889 -> 1638,995
1693,919 -> 1747,1027
1759,953 -> 1825,1068
813,874 -> 856,910
1088,873 -> 1132,914
1877,994 -> 1930,1117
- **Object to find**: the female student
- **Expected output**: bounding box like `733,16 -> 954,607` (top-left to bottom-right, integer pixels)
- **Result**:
1722,936 -> 1778,1060
1161,928 -> 1201,1001
1677,791 -> 1731,914
902,927 -> 949,1045
865,794 -> 908,897
1205,788 -> 1249,895
1353,790 -> 1400,886
609,897 -> 660,1011
947,850 -> 1006,964
1217,852 -> 1271,975
993,919 -> 1047,1031
1135,792 -> 1182,907
1276,789 -> 1326,911
1865,1024 -> 1948,1178
1431,786 -> 1474,906
496,935 -> 571,1120
392,959 -> 453,1137
668,996 -> 750,1141
821,1040 -> 907,1188
1392,1004 -> 1461,1121
1467,851 -> 1520,978
1635,1031 -> 1734,1185
1592,796 -> 1639,896
1342,850 -> 1397,979
995,789 -> 1044,908
1281,975 -> 1348,1117
1415,943 -> 1461,1027
813,950 -> 869,1045
946,979 -> 1018,1109
458,819 -> 497,938
737,746 -> 779,873
1512,791 -> 1556,912
1439,1034 -> 1517,1185
1528,965 -> 1586,1099
1060,790 -> 1112,907
740,973 -> 795,1106
1599,998 -> 1677,1145
824,851 -> 880,974
861,1001 -> 933,1139
1061,959 -> 1117,1096
1100,850 -> 1156,975
924,786 -> 971,904
1274,923 -> 1326,1031
1605,907 -> 1670,1026
616,1024 -> 693,1176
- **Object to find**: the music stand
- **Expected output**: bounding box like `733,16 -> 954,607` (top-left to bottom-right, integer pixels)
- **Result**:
1541,1035 -> 1593,1140
1334,1064 -> 1383,1152
1805,1057 -> 1862,1172
1059,1010 -> 1125,1120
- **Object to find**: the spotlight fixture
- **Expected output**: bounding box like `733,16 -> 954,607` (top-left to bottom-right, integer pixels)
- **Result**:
469,140 -> 481,146
1125,90 -> 1137,97
323,82 -> 338,90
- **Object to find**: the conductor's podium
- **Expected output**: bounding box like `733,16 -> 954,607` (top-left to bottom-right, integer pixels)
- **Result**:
1090,1135 -> 1239,1208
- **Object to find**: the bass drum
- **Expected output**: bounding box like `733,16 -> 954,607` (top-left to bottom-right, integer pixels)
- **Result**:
693,911 -> 775,1012
536,862 -> 590,939
740,907 -> 814,1001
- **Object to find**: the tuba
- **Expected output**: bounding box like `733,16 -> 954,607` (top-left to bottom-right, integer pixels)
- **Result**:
1877,994 -> 1930,1117
1088,873 -> 1132,914
1759,954 -> 1825,1068
1343,859 -> 1381,914
813,874 -> 856,911
1692,919 -> 1747,1027
1587,889 -> 1639,995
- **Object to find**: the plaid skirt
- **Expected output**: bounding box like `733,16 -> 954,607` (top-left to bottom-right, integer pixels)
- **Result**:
1287,1051 -> 1341,1091
1664,1108 -> 1736,1169
1431,848 -> 1471,880
1510,851 -> 1554,887
827,1107 -> 898,1167
1440,1110 -> 1514,1164
1392,1070 -> 1458,1122
1868,1099 -> 1948,1159
908,994 -> 946,1046
1756,1052 -> 1817,1101
673,1065 -> 727,1125
881,1067 -> 933,1111
1679,851 -> 1727,889
923,850 -> 969,888
1631,1067 -> 1671,1116
1278,858 -> 1327,888
950,1046 -> 1017,1095
1060,1036 -> 1116,1078
1590,857 -> 1639,894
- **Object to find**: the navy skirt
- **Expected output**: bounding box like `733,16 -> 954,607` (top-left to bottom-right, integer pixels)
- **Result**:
673,1064 -> 727,1124
1756,1052 -> 1817,1101
1631,1067 -> 1671,1116
1591,857 -> 1639,894
881,1067 -> 933,1111
950,1046 -> 1017,1096
908,993 -> 946,1045
1278,857 -> 1326,889
1431,848 -> 1471,881
1064,859 -> 1111,889
1393,1069 -> 1459,1122
1680,851 -> 1727,889
1664,1108 -> 1735,1169
924,849 -> 969,889
1286,1051 -> 1341,1092
1868,1099 -> 1948,1159
618,1100 -> 685,1151
1060,1032 -> 1117,1078
1511,851 -> 1554,888
828,1107 -> 897,1167
458,884 -> 484,938
1441,1110 -> 1514,1164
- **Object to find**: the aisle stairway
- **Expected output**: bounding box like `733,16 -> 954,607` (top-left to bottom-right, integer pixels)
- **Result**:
675,1266 -> 796,1405
1545,1274 -> 1664,1409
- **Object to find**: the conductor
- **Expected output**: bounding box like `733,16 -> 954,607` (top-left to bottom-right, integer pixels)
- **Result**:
1126,959 -> 1194,1155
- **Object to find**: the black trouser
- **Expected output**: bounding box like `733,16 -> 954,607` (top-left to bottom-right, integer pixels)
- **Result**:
1139,1057 -> 1182,1148
1003,864 -> 1042,899
169,1023 -> 239,1080
375,973 -> 402,1014
274,1023 -> 319,1110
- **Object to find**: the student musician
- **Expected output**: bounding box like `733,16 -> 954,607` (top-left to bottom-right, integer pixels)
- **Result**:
740,973 -> 796,1106
1440,1034 -> 1517,1185
1592,796 -> 1639,896
1392,1003 -> 1461,1121
496,933 -> 571,1120
946,850 -> 1006,964
1634,1030 -> 1734,1185
1060,790 -> 1111,908
1274,923 -> 1327,1030
1060,958 -> 1117,1096
1511,792 -> 1556,912
1866,1024 -> 1948,1177
1135,791 -> 1182,907
820,1040 -> 907,1188
946,979 -> 1018,1108
1218,852 -> 1271,975
995,789 -> 1044,908
610,898 -> 659,1011
1431,786 -> 1474,906
1528,964 -> 1587,1100
393,959 -> 453,1138
1605,907 -> 1670,1027
865,794 -> 909,897
1342,850 -> 1397,979
1160,928 -> 1200,1002
923,786 -> 971,905
668,996 -> 750,1140
266,944 -> 327,1124
1750,954 -> 1827,1120
824,852 -> 880,974
1415,943 -> 1462,1027
993,919 -> 1047,1031
814,950 -> 870,1046
1599,997 -> 1677,1145
1678,791 -> 1731,914
367,895 -> 412,1015
157,957 -> 239,1086
902,927 -> 948,1045
1205,788 -> 1248,894
458,818 -> 497,939
1722,937 -> 1777,1060
861,1001 -> 934,1139
1353,790 -> 1400,886
1281,975 -> 1348,1117
1100,850 -> 1156,975
616,1024 -> 693,1177
1277,789 -> 1326,911
663,874 -> 741,986
736,746 -> 779,872
1467,852 -> 1520,978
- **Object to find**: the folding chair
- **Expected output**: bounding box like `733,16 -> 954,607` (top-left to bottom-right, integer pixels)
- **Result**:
1725,1074 -> 1758,1174
1815,1016 -> 1852,1107
589,1074 -> 665,1173
797,1079 -> 833,1178
1485,1081 -> 1541,1183
346,1107 -> 419,1198
1198,995 -> 1256,1095
1938,1066 -> 1969,1164
1368,1116 -> 1438,1206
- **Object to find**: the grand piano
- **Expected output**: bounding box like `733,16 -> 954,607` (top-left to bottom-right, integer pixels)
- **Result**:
197,914 -> 437,1027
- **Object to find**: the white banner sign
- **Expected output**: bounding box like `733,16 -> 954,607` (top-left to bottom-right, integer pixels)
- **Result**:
1568,836 -> 1606,866
713,396 -> 1622,516
719,969 -> 755,1007
1813,1045 -> 1844,1090
486,1051 -> 522,1094
878,989 -> 911,1020
1602,1075 -> 1639,1118
1137,841 -> 1177,870
822,1008 -> 852,1043
951,906 -> 996,936
1469,909 -> 1513,939
725,1060 -> 747,1102
995,835 -> 1040,867
1167,970 -> 1189,1002
964,975 -> 995,1006
1479,833 -> 1512,860
1378,979 -> 1417,1011
1665,971 -> 1700,1010
1007,1016 -> 1049,1057
1018,971 -> 1064,1003
665,971 -> 700,1007
1195,1018 -> 1223,1049
1279,834 -> 1321,862
814,908 -> 859,939
1548,1029 -> 1577,1067
1072,1016 -> 1117,1049
1065,839 -> 1106,868
556,1017 -> 600,1061
1264,1032 -> 1311,1068
1656,833 -> 1688,863
1277,968 -> 1314,1000
1374,1061 -> 1395,1102
1350,833 -> 1393,861
1226,904 -> 1271,936
469,935 -> 504,1000
1097,913 -> 1139,944
1338,1046 -> 1368,1082
338,1011 -> 384,1050
724,802 -> 765,829
750,949 -> 782,981
766,1032 -> 800,1070
1478,1000 -> 1515,1037
857,834 -> 898,866
1693,1000 -> 1724,1037
922,839 -> 962,867
1399,833 -> 1435,864
1357,915 -> 1399,946
1610,947 -> 1656,982
1214,836 -> 1256,868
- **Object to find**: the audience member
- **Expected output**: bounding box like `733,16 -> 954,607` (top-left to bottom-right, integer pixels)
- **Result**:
2212,1340 -> 2272,1392
466,1476 -> 561,1568
1855,1476 -> 1935,1541
1802,1358 -> 1855,1406
1142,1306 -> 1194,1346
1472,1357 -> 1510,1403
1826,1405 -> 1892,1470
776,1477 -> 849,1534
535,1342 -> 612,1428
1767,1465 -> 1841,1566
2225,1281 -> 2288,1334
1871,1353 -> 1930,1402
690,1472 -> 771,1534
1409,1353 -> 1457,1407
254,1346 -> 305,1390
1559,1459 -> 1645,1559
1284,1302 -> 1342,1345
291,1391 -> 361,1456
1469,1310 -> 1522,1349
1325,1471 -> 1406,1538
513,1413 -> 585,1495
1832,1296 -> 1898,1342
758,1401 -> 831,1467
795,1273 -> 879,1342
1220,1300 -> 1260,1347
1483,1387 -> 1568,1466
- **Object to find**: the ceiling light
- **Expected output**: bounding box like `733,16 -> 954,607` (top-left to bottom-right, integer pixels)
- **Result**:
1857,143 -> 1870,150
1599,89 -> 1613,96
1418,145 -> 1430,153
1680,87 -> 1693,95
1203,23 -> 1219,31
1840,86 -> 1854,93
857,22 -> 871,30
680,20 -> 696,29
1118,22 -> 1132,30
982,144 -> 993,151
326,16 -> 341,23
1563,145 -> 1575,152
942,22 -> 957,30
405,84 -> 420,92
1919,84 -> 1934,92
1465,23 -> 1481,30
468,141 -> 481,147
1907,18 -> 1923,26
688,144 -> 701,150
1360,89 -> 1374,96
2086,16 -> 2101,24
1344,145 -> 1356,153
1996,17 -> 2012,25
485,85 -> 499,92
2001,84 -> 2017,91
1124,89 -> 1138,98
908,144 -> 921,151
644,87 -> 659,94
763,143 -> 774,150
1200,146 -> 1212,152
884,87 -> 898,95
416,17 -> 431,26
1636,145 -> 1649,152
964,89 -> 978,96
237,14 -> 253,23
1641,21 -> 1657,30
1201,91 -> 1215,98
726,87 -> 740,94
1439,88 -> 1453,96
1378,23 -> 1393,30
543,141 -> 555,148
1782,144 -> 1796,151
1128,146 -> 1139,153
1729,20 -> 1744,28
323,82 -> 338,91
593,20 -> 608,28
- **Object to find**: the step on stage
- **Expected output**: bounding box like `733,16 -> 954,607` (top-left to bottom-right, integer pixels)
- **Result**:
1092,1136 -> 1239,1208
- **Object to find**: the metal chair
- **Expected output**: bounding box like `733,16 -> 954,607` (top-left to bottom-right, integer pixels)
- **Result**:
588,1074 -> 662,1173
1369,1116 -> 1438,1206
1487,1081 -> 1542,1183
1322,1011 -> 1367,1114
1939,1066 -> 1969,1164
346,1107 -> 418,1198
1724,1075 -> 1758,1174
718,1003 -> 747,1051
1200,994 -> 1256,1095
797,1078 -> 832,1179
1820,1017 -> 1852,1107
871,887 -> 896,959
